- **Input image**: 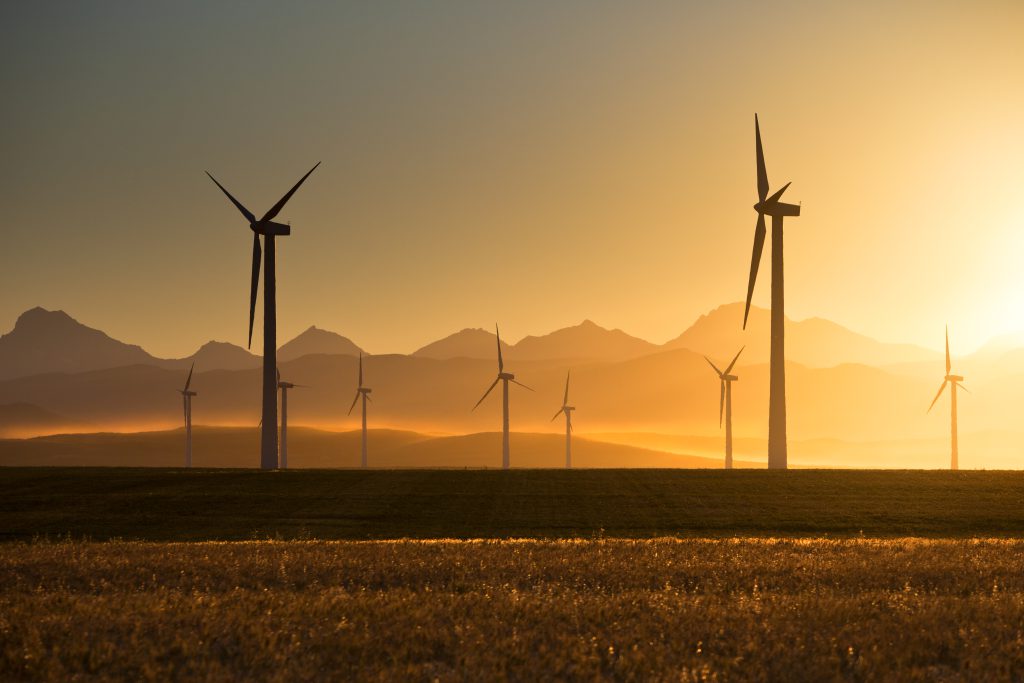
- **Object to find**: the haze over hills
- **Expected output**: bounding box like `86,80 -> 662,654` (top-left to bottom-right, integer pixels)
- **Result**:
0,426 -> 749,469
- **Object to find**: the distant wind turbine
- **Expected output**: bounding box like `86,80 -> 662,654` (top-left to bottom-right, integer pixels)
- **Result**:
207,162 -> 320,470
743,114 -> 801,470
179,362 -> 196,468
277,369 -> 306,470
550,371 -> 575,469
704,348 -> 743,470
928,327 -> 968,470
473,325 -> 532,469
348,353 -> 372,468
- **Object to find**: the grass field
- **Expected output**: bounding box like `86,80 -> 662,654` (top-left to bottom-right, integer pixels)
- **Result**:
4,467 -> 1024,540
3,538 -> 1024,681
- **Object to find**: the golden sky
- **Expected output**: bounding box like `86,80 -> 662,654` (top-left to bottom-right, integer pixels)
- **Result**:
1,1 -> 1022,357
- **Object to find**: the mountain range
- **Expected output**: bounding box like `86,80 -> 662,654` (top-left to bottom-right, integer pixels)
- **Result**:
0,304 -> 941,381
2,304 -> 1022,470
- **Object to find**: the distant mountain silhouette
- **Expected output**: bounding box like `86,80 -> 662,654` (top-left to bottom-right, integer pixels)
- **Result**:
183,341 -> 259,371
278,326 -> 363,362
0,308 -> 157,380
413,328 -> 512,360
664,303 -> 940,367
511,320 -> 657,361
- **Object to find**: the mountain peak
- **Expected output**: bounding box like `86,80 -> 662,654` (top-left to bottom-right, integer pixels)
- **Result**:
14,307 -> 78,332
278,326 -> 363,361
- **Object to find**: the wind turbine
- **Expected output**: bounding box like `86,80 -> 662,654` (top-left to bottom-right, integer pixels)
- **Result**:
704,348 -> 743,470
179,362 -> 197,467
743,114 -> 801,470
550,371 -> 575,469
347,352 -> 372,468
928,327 -> 967,470
277,369 -> 306,470
207,162 -> 320,470
473,324 -> 532,469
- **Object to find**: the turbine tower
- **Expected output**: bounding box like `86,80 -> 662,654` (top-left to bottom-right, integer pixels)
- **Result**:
207,162 -> 320,470
704,348 -> 743,470
743,114 -> 800,470
928,327 -> 967,470
277,369 -> 306,470
347,352 -> 372,468
179,362 -> 197,467
550,371 -> 575,469
473,324 -> 532,469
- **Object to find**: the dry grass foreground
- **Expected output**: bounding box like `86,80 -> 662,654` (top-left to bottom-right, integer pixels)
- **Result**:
2,539 -> 1024,681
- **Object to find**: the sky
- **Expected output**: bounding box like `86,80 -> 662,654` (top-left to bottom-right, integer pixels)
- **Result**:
0,0 -> 1022,358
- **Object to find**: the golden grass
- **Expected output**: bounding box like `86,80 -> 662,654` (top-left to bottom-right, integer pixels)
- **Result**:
3,539 -> 1024,681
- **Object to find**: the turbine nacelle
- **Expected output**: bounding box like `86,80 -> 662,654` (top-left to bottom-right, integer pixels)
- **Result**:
723,375 -> 738,382
946,374 -> 964,383
754,200 -> 801,218
180,390 -> 198,397
499,372 -> 516,381
250,220 -> 292,236
359,387 -> 373,395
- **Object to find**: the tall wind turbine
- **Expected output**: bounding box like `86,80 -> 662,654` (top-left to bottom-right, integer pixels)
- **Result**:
704,348 -> 743,470
179,362 -> 197,468
207,162 -> 320,470
928,327 -> 967,470
473,325 -> 532,469
277,369 -> 306,470
743,114 -> 801,470
550,371 -> 575,469
347,352 -> 372,468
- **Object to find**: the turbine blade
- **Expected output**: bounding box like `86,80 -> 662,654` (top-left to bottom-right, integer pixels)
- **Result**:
184,361 -> 195,392
957,382 -> 969,394
945,326 -> 951,374
248,234 -> 261,349
206,171 -> 255,223
743,214 -> 766,329
495,324 -> 504,373
564,370 -> 570,405
183,395 -> 187,423
766,181 -> 791,204
550,409 -> 562,422
260,162 -> 321,223
473,377 -> 500,411
510,379 -> 533,392
347,392 -> 360,415
704,356 -> 724,377
719,380 -> 725,427
365,394 -> 372,403
755,114 -> 768,202
927,380 -> 948,413
724,346 -> 745,375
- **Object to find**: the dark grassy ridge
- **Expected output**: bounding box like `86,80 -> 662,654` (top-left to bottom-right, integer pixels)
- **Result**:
2,467 -> 1024,541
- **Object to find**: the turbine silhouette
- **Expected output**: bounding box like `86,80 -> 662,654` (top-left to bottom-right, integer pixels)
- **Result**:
704,348 -> 743,470
179,362 -> 196,468
928,327 -> 968,470
743,114 -> 800,470
473,324 -> 532,469
549,370 -> 575,469
347,352 -> 372,468
277,368 -> 306,470
207,162 -> 320,470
